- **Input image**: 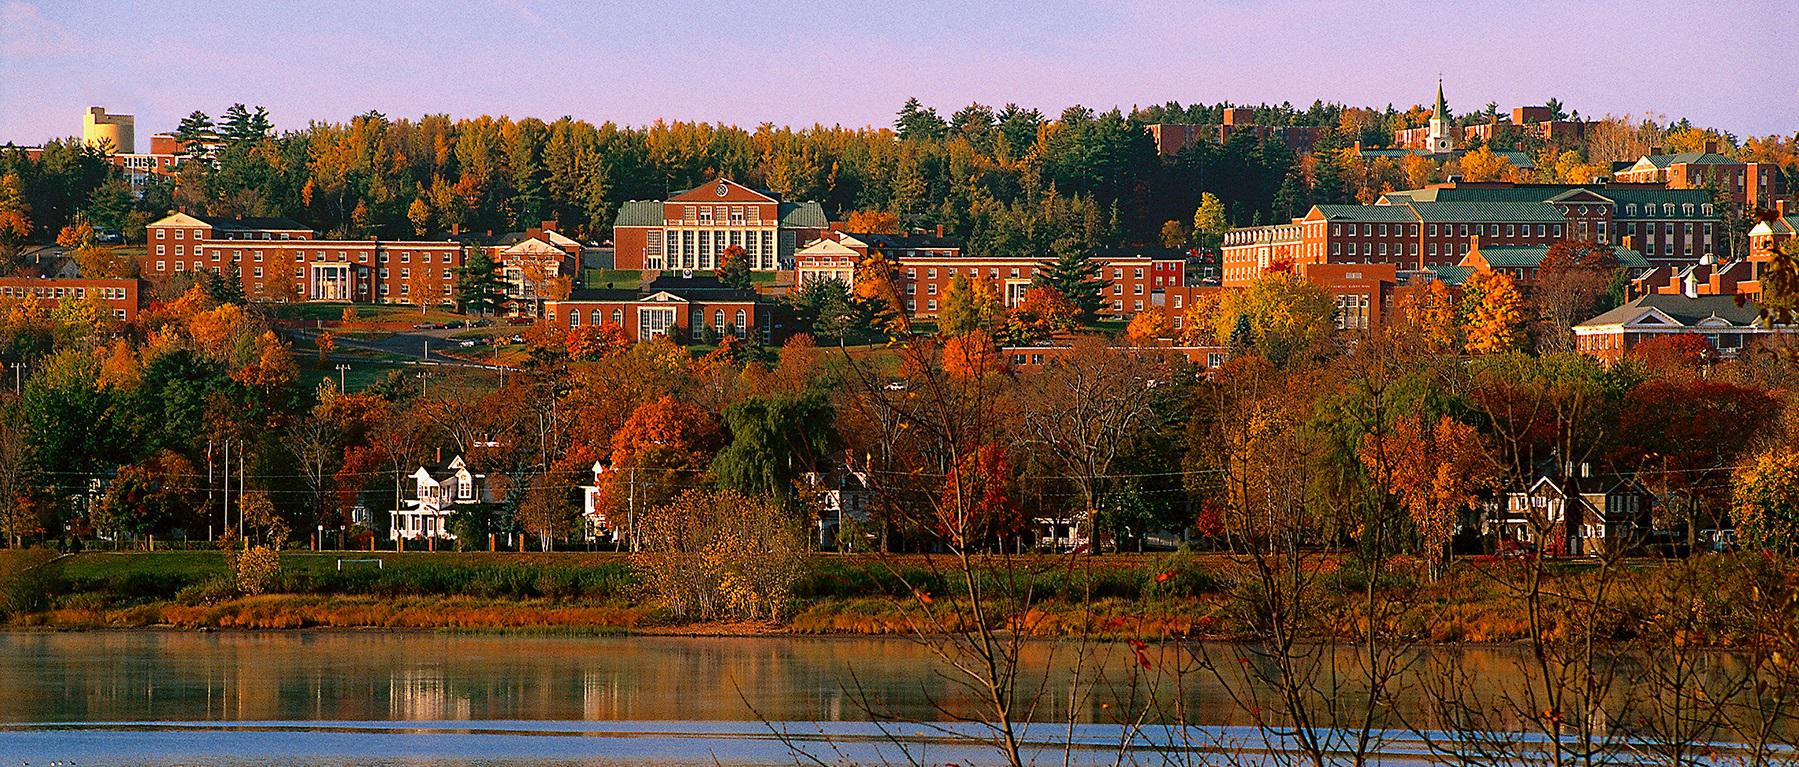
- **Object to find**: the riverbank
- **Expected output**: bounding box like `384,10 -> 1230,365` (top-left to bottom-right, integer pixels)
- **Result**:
0,549 -> 1783,645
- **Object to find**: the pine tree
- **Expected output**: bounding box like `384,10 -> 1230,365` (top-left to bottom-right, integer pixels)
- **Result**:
174,111 -> 217,156
1035,242 -> 1105,322
455,249 -> 505,315
894,98 -> 947,141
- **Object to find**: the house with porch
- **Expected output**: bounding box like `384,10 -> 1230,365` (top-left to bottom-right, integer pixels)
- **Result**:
394,455 -> 488,542
1484,459 -> 1654,557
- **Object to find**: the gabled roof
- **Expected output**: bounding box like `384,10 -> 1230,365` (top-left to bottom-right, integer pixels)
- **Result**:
1469,245 -> 1651,269
196,215 -> 311,232
1576,294 -> 1764,330
564,274 -> 761,304
669,177 -> 778,204
1640,151 -> 1742,168
1425,264 -> 1476,286
842,232 -> 963,250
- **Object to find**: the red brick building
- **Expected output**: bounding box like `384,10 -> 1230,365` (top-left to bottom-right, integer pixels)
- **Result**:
0,277 -> 140,322
1573,294 -> 1794,363
1148,109 -> 1326,156
891,250 -> 1188,320
142,213 -> 465,305
543,275 -> 765,343
1612,145 -> 1782,211
611,178 -> 828,272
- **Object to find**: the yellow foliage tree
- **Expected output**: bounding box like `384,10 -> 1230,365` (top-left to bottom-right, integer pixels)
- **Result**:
1125,307 -> 1169,345
1460,270 -> 1527,355
1455,146 -> 1517,183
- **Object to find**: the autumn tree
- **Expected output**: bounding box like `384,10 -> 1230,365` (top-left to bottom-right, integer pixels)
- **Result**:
602,395 -> 721,530
942,329 -> 1002,379
1461,270 -> 1527,355
1124,306 -> 1169,345
938,274 -> 1003,337
843,210 -> 901,234
852,252 -> 910,335
1534,240 -> 1622,352
1002,285 -> 1079,344
1211,272 -> 1337,368
1159,219 -> 1190,249
715,244 -> 752,291
1034,245 -> 1106,322
1191,192 -> 1229,250
1389,280 -> 1459,355
1734,447 -> 1799,554
1362,415 -> 1494,578
1619,379 -> 1775,549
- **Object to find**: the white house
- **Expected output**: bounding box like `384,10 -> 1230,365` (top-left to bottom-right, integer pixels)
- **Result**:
394,455 -> 487,541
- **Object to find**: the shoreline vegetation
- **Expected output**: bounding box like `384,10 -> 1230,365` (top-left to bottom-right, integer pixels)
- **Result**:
1,549 -> 1786,646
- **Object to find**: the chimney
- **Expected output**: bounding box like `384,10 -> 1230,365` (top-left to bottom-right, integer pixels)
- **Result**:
451,222 -> 461,237
1620,235 -> 1634,253
1469,233 -> 1481,253
541,220 -> 555,232
435,447 -> 442,464
935,223 -> 944,238
1703,140 -> 1718,154
1777,199 -> 1789,218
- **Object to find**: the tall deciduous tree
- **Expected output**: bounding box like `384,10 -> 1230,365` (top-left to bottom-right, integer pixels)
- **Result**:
1461,270 -> 1527,355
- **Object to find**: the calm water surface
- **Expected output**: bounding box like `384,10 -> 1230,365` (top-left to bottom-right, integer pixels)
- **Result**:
0,631 -> 1660,765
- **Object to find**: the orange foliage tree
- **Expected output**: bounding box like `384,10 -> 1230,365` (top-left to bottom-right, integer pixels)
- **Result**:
942,329 -> 1002,379
937,443 -> 1022,548
1124,307 -> 1169,345
1460,270 -> 1526,355
844,210 -> 901,234
1360,415 -> 1494,579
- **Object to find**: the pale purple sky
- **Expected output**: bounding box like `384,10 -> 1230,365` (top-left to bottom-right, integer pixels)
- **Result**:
1,0 -> 1794,146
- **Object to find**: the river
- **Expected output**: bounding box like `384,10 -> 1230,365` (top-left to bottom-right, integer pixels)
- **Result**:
0,631 -> 1767,765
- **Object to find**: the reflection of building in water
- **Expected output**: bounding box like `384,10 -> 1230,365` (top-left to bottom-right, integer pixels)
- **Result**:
390,667 -> 472,720
582,668 -> 625,720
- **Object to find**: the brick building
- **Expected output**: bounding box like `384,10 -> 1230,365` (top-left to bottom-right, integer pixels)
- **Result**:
1612,145 -> 1782,211
611,178 -> 828,272
1572,294 -> 1793,363
544,275 -> 766,343
793,230 -> 964,289
142,213 -> 464,305
1147,109 -> 1327,156
0,277 -> 140,322
891,249 -> 1188,320
1395,105 -> 1586,150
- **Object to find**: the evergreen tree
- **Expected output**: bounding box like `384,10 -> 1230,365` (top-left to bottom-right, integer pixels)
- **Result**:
173,111 -> 217,156
455,249 -> 505,315
1035,242 -> 1106,322
894,98 -> 947,141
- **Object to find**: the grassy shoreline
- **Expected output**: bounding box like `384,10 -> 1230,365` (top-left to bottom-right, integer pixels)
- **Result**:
0,549 -> 1778,645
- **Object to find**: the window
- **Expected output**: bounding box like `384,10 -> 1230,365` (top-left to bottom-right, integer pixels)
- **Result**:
156,244 -> 165,256
734,309 -> 747,336
611,309 -> 623,325
174,229 -> 184,240
156,229 -> 166,240
175,245 -> 184,256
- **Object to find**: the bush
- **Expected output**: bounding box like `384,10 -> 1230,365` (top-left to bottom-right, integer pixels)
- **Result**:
0,549 -> 58,616
230,546 -> 282,596
633,488 -> 807,622
175,576 -> 238,604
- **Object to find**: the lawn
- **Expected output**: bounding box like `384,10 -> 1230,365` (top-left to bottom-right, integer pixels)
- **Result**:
271,302 -> 467,326
582,269 -> 642,290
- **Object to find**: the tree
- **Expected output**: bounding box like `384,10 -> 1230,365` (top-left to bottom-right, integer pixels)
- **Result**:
1390,280 -> 1459,355
942,330 -> 1002,380
1734,447 -> 1799,554
1619,379 -> 1775,549
631,488 -> 807,621
852,252 -> 909,335
455,248 -> 505,315
173,111 -> 217,156
844,210 -> 901,234
1125,307 -> 1169,345
710,391 -> 835,499
0,173 -> 31,261
715,244 -> 751,290
1158,219 -> 1190,249
1034,246 -> 1105,322
406,197 -> 432,236
1211,272 -> 1337,368
1455,145 -> 1516,182
938,275 -> 1003,337
92,450 -> 200,545
1191,192 -> 1229,250
1362,415 -> 1494,579
282,409 -> 342,528
894,98 -> 947,141
1004,285 -> 1080,343
1626,333 -> 1717,379
1461,270 -> 1527,355
1534,240 -> 1622,352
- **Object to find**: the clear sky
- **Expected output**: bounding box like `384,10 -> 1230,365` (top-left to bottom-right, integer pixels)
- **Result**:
1,0 -> 1793,146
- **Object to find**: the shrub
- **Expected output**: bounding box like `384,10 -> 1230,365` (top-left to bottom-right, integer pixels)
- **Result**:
175,576 -> 237,604
633,488 -> 807,622
0,549 -> 58,616
230,546 -> 282,596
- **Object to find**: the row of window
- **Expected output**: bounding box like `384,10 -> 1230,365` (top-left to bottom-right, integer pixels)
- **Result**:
0,285 -> 128,301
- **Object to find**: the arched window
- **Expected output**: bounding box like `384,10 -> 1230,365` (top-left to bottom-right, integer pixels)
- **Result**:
735,309 -> 747,337
590,309 -> 602,326
611,309 -> 623,326
713,309 -> 725,333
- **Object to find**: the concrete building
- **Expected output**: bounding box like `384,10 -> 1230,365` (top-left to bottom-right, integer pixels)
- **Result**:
82,107 -> 134,154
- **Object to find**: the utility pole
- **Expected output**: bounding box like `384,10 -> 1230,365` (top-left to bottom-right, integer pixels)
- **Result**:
335,363 -> 350,392
10,362 -> 21,394
627,467 -> 637,553
237,439 -> 246,538
222,438 -> 231,539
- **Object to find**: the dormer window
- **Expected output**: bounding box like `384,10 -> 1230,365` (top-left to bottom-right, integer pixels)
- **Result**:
458,477 -> 472,500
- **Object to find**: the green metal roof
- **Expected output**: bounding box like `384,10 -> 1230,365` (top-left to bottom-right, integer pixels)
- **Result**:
614,200 -> 663,227
1474,245 -> 1651,269
1311,204 -> 1417,222
1410,201 -> 1567,223
1427,264 -> 1475,286
778,201 -> 828,229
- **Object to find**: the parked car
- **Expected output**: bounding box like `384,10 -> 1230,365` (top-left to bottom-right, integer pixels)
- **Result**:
458,339 -> 477,348
412,322 -> 435,329
508,334 -> 525,344
506,316 -> 534,326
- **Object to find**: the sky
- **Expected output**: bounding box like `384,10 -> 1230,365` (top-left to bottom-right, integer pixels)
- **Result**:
1,0 -> 1795,146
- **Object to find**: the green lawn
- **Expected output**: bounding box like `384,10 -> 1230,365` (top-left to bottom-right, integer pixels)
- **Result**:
583,269 -> 642,290
272,302 -> 466,325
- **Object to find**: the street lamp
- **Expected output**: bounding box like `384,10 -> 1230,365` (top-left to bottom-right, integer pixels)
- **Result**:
335,363 -> 351,391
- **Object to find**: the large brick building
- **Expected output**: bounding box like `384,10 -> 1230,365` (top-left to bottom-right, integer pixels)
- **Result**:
142,213 -> 464,305
611,178 -> 828,272
544,275 -> 765,343
1223,182 -> 1725,287
1573,294 -> 1794,363
1612,145 -> 1782,211
0,277 -> 140,322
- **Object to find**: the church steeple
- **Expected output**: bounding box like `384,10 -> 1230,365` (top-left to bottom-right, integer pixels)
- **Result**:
1426,78 -> 1454,155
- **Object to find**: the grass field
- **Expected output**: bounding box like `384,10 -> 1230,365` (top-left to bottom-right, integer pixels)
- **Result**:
582,269 -> 642,290
271,302 -> 468,326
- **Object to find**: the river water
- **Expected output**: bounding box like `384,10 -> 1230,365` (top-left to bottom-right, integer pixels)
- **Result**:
0,631 -> 1759,765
